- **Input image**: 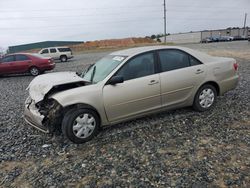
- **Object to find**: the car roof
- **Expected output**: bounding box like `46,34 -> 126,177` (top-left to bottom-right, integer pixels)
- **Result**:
5,53 -> 32,56
111,45 -> 194,56
4,53 -> 48,59
111,45 -> 214,63
112,45 -> 198,56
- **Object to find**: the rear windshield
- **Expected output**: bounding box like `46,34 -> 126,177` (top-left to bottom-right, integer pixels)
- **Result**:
58,48 -> 72,52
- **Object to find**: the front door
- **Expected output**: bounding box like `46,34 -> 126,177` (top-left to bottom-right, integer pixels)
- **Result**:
0,55 -> 15,74
103,52 -> 161,122
40,49 -> 49,57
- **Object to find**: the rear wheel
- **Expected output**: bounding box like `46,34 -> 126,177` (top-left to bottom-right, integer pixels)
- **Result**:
29,67 -> 40,76
62,108 -> 100,144
60,55 -> 67,62
193,84 -> 217,112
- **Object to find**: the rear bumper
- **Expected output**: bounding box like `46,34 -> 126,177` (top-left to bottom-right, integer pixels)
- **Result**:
219,75 -> 239,95
24,98 -> 49,133
45,63 -> 56,70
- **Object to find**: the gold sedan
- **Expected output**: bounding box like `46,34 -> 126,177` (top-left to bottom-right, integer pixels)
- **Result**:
24,46 -> 239,144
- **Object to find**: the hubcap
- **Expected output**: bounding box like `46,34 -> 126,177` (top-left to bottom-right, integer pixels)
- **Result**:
31,68 -> 38,75
199,88 -> 215,108
72,113 -> 96,139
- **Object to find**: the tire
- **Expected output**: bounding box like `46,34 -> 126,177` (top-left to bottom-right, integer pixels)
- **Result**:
193,84 -> 217,112
29,67 -> 40,76
62,108 -> 100,144
60,55 -> 67,62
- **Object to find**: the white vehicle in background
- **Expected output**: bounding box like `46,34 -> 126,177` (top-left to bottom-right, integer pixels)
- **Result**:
39,47 -> 73,62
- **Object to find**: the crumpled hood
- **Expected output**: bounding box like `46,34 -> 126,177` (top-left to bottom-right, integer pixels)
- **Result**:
27,72 -> 86,103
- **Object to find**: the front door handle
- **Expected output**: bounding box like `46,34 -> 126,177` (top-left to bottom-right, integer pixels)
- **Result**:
196,69 -> 204,74
148,80 -> 159,85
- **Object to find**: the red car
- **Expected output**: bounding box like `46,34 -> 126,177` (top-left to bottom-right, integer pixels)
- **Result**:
0,53 -> 55,76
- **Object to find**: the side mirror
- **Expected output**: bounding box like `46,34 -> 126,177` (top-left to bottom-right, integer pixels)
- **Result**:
107,76 -> 124,85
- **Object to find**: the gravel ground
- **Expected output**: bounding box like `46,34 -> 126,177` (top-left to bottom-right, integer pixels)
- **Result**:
0,41 -> 250,187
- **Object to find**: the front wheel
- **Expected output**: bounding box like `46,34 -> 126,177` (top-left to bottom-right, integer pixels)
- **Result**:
62,108 -> 100,144
193,84 -> 217,112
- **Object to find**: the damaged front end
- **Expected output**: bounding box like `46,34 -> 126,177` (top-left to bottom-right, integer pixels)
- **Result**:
24,72 -> 90,133
24,97 -> 63,133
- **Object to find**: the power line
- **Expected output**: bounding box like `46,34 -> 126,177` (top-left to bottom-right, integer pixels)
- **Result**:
0,17 -> 162,30
0,8 -> 248,21
0,16 -> 246,30
0,5 -> 162,12
0,16 -> 245,30
0,10 -> 162,20
0,4 -> 245,13
0,5 -> 244,13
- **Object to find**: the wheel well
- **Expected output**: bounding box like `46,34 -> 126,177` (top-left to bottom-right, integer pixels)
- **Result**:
201,81 -> 220,95
60,55 -> 67,59
29,66 -> 38,70
29,66 -> 40,72
63,103 -> 101,122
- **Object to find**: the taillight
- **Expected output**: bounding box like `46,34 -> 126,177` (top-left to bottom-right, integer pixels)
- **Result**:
233,63 -> 238,71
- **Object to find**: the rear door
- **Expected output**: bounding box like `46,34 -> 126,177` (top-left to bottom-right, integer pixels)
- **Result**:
13,54 -> 32,73
103,52 -> 161,122
58,47 -> 72,56
0,55 -> 15,74
157,49 -> 206,107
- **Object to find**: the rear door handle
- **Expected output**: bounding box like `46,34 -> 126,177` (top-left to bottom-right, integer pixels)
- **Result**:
196,69 -> 204,74
148,80 -> 159,85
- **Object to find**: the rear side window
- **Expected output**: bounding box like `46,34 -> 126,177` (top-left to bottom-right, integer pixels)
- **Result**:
41,49 -> 49,54
116,52 -> 155,81
15,55 -> 30,61
2,55 -> 14,63
50,48 -> 57,53
58,48 -> 71,52
158,50 -> 190,72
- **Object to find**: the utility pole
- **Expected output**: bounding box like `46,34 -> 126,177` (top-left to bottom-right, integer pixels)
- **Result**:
243,13 -> 247,37
163,0 -> 167,43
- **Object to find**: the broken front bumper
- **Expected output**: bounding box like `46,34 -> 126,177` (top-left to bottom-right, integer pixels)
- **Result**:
24,97 -> 49,133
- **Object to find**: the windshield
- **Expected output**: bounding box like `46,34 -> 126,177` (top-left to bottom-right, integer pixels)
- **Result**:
82,55 -> 126,83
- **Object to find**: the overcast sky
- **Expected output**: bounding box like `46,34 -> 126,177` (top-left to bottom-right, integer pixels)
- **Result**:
0,0 -> 249,48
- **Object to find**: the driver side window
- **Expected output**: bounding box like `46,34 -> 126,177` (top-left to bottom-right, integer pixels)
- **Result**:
41,49 -> 49,54
116,52 -> 155,81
